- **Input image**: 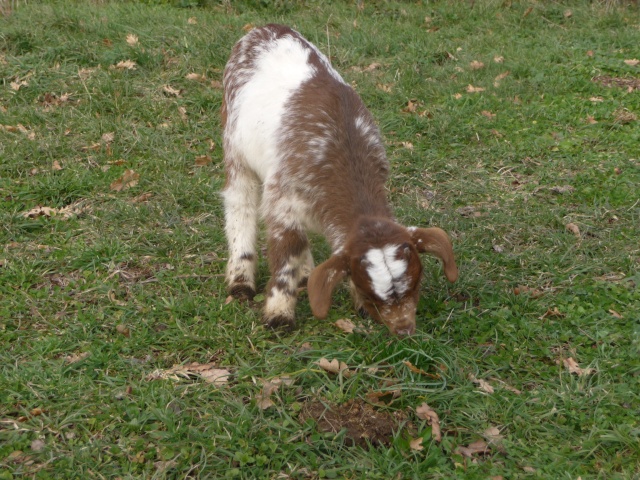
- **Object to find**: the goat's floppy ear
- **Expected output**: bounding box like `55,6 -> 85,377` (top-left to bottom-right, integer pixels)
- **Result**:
307,254 -> 349,319
410,227 -> 458,282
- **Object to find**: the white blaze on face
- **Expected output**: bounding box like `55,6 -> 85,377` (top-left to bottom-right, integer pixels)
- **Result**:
364,245 -> 409,302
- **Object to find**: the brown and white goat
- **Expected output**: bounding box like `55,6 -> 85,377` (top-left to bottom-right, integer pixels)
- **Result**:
221,24 -> 458,335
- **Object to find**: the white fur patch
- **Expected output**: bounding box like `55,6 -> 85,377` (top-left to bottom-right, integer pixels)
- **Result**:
227,35 -> 317,181
364,245 -> 409,301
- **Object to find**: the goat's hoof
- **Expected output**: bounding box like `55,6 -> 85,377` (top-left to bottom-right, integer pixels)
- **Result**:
264,315 -> 296,331
229,284 -> 256,301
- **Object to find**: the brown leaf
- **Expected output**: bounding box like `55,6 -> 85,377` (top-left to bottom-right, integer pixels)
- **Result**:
162,85 -> 182,97
186,73 -> 207,82
110,169 -> 140,192
242,23 -> 255,32
564,9 -> 573,18
52,161 -> 63,171
102,132 -> 115,144
30,439 -> 45,452
589,96 -> 603,102
513,285 -> 544,298
116,324 -> 130,337
609,309 -> 623,319
194,155 -> 212,166
20,205 -> 78,220
493,55 -> 504,63
318,358 -> 352,377
469,60 -> 485,70
112,60 -> 137,70
126,34 -> 139,46
335,318 -> 355,333
469,374 -> 494,394
624,59 -> 639,67
131,192 -> 153,203
64,351 -> 91,364
410,437 -> 424,451
494,71 -> 510,87
453,93 -> 463,99
147,362 -> 231,385
415,402 -> 442,442
586,115 -> 598,125
483,426 -> 503,443
187,17 -> 198,25
256,381 -> 279,410
586,50 -> 594,57
481,110 -> 496,119
565,222 -> 581,237
563,357 -> 595,376
540,307 -> 564,320
403,100 -> 418,113
455,440 -> 489,457
466,84 -> 485,93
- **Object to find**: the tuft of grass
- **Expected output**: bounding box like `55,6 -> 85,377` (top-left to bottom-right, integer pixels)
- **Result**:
1,1 -> 639,478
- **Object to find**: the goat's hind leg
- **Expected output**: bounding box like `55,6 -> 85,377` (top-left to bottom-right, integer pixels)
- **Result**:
223,165 -> 260,300
263,224 -> 310,329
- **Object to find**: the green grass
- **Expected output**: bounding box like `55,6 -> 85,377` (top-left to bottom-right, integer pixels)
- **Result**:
1,1 -> 639,478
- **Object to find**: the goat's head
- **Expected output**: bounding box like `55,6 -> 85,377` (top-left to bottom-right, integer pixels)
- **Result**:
307,219 -> 458,335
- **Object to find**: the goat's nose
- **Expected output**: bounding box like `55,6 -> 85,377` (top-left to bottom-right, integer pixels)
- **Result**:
395,326 -> 415,336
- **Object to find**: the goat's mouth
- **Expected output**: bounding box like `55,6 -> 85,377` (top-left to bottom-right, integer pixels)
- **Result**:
365,301 -> 417,336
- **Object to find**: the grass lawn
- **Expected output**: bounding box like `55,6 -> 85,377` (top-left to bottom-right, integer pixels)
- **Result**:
1,0 -> 639,478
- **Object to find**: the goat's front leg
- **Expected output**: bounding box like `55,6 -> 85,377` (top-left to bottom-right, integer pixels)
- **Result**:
263,224 -> 310,329
223,165 -> 260,300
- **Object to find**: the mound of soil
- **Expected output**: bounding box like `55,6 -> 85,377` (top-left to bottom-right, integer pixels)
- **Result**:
299,398 -> 409,448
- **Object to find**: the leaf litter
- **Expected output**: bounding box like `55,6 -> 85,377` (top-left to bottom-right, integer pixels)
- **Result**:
147,362 -> 231,386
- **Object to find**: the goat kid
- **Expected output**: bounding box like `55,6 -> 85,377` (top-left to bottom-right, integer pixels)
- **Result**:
222,24 -> 458,335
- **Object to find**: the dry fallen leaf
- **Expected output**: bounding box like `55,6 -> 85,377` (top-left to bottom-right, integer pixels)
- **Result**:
563,357 -> 595,376
494,70 -> 510,87
494,55 -> 504,63
52,160 -> 63,171
403,100 -> 418,113
112,60 -> 137,70
466,84 -> 485,93
540,307 -> 564,320
317,357 -> 353,377
186,73 -> 207,82
256,381 -> 279,410
586,115 -> 598,125
116,324 -> 130,337
481,110 -> 496,119
64,351 -> 91,364
609,309 -> 623,319
110,169 -> 140,192
453,93 -> 463,99
102,132 -> 115,144
589,96 -> 603,102
31,439 -> 45,452
469,374 -> 494,394
469,60 -> 485,70
20,205 -> 80,220
415,402 -> 442,442
335,318 -> 355,333
410,437 -> 424,451
624,59 -> 639,67
163,85 -> 182,97
513,285 -> 544,298
565,222 -> 581,237
126,34 -> 139,46
242,23 -> 254,32
147,362 -> 231,385
483,426 -> 503,443
10,79 -> 29,91
188,17 -> 198,25
455,440 -> 489,458
194,155 -> 212,166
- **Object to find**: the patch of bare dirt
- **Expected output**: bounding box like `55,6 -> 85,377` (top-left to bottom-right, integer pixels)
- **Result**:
592,75 -> 640,92
299,398 -> 410,448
